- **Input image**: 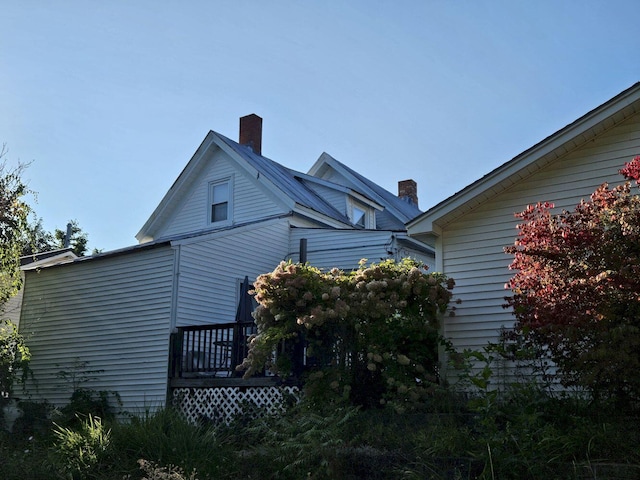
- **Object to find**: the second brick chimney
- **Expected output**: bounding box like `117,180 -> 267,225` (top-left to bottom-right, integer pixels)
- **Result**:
398,179 -> 418,207
239,114 -> 262,155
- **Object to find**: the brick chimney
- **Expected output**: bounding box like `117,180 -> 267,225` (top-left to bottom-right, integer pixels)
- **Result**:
239,114 -> 262,155
398,179 -> 418,207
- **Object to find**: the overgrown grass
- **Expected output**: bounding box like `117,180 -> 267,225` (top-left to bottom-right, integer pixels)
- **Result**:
1,388 -> 639,480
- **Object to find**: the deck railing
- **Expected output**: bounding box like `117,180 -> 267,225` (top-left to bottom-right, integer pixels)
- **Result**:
169,321 -> 258,378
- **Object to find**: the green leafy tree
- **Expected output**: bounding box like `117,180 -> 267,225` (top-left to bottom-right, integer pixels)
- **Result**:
0,146 -> 31,305
504,155 -> 640,404
240,258 -> 456,411
22,218 -> 91,257
54,219 -> 89,257
0,319 -> 31,399
21,216 -> 54,256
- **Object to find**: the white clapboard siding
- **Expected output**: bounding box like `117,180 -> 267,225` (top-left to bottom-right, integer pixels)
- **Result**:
441,113 -> 640,356
18,245 -> 175,413
289,228 -> 392,271
174,219 -> 291,327
160,149 -> 286,239
1,277 -> 23,327
289,228 -> 435,272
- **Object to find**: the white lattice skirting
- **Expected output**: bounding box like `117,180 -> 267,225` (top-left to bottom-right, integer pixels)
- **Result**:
172,386 -> 300,424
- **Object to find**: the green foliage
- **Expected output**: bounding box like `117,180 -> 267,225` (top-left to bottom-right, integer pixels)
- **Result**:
51,414 -> 112,479
54,359 -> 122,425
241,258 -> 456,410
20,216 -> 55,256
22,218 -> 91,257
59,389 -> 122,427
110,407 -> 225,477
239,404 -> 361,479
0,319 -> 31,401
0,149 -> 31,305
54,220 -> 89,257
446,345 -> 640,479
2,394 -> 640,480
12,399 -> 53,436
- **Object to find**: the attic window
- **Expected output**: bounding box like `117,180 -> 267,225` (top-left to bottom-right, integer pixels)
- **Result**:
348,198 -> 373,229
352,206 -> 366,227
209,179 -> 231,224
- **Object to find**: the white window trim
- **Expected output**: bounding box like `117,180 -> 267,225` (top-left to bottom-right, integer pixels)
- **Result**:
347,197 -> 375,229
208,176 -> 234,227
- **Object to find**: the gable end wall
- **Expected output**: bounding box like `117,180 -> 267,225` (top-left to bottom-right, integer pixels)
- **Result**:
160,150 -> 286,239
441,113 -> 640,356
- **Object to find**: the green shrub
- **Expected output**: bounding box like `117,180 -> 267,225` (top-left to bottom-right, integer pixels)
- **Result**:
110,407 -> 227,478
51,414 -> 112,479
54,359 -> 122,427
58,388 -> 122,427
0,319 -> 31,406
12,399 -> 53,435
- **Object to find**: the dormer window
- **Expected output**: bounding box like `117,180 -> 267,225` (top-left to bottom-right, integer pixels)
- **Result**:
352,206 -> 366,227
209,179 -> 232,225
348,199 -> 374,229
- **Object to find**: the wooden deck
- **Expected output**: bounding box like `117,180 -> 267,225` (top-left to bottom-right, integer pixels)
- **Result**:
168,322 -> 293,389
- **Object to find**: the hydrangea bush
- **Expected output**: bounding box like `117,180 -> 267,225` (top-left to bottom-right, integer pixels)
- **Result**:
238,258 -> 456,411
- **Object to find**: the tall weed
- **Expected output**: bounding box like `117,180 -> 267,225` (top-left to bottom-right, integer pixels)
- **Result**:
111,407 -> 227,478
51,414 -> 112,479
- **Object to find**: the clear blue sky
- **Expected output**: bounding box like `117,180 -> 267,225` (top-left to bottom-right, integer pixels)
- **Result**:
2,1 -> 639,252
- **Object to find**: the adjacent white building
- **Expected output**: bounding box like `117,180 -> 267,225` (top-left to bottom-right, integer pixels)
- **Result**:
407,83 -> 640,379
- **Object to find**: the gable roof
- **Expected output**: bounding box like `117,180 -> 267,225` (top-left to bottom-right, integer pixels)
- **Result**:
215,133 -> 352,224
407,82 -> 640,237
293,172 -> 385,211
137,128 -> 415,242
308,152 -> 423,223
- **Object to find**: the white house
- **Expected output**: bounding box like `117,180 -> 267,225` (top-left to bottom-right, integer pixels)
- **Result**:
407,83 -> 640,378
0,249 -> 77,327
17,115 -> 433,415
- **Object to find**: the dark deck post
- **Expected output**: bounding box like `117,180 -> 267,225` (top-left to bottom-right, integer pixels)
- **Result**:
169,329 -> 184,378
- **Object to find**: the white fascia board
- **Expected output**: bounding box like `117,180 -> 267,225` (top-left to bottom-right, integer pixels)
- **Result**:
348,190 -> 384,211
307,152 -> 332,177
136,132 -> 220,242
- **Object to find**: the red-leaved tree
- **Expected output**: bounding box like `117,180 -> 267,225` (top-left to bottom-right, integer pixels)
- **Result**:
504,156 -> 640,404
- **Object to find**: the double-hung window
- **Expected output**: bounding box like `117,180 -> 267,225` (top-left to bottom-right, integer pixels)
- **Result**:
209,179 -> 231,224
